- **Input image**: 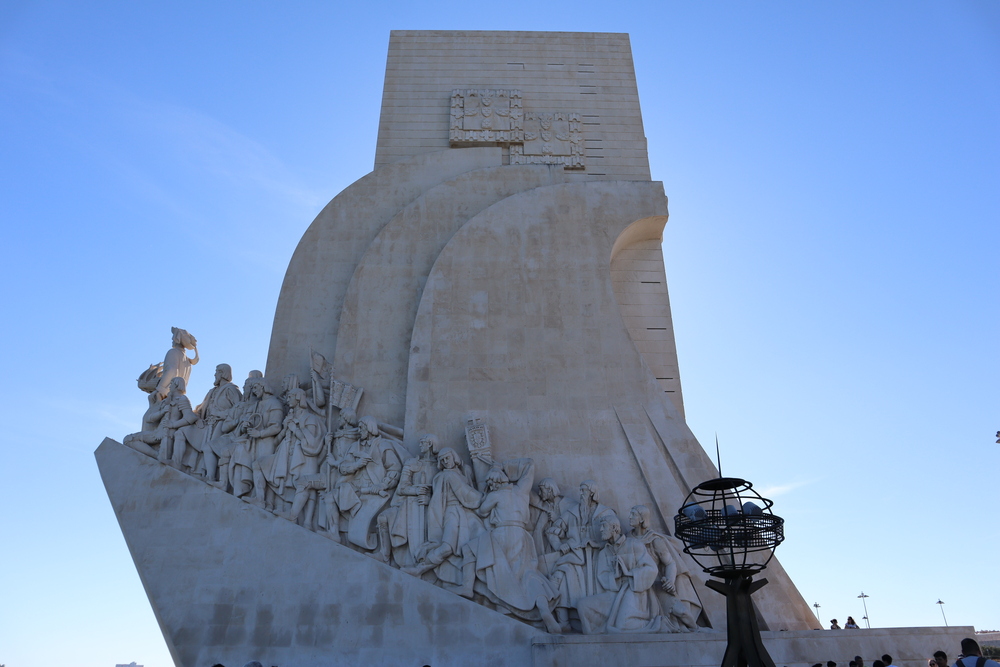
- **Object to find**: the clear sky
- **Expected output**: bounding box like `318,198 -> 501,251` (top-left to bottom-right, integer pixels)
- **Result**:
1,2 -> 997,666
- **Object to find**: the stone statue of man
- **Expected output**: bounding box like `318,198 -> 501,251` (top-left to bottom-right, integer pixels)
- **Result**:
333,416 -> 403,550
155,327 -> 199,400
155,376 -> 199,468
460,459 -> 561,633
378,433 -> 440,566
173,363 -> 242,481
246,379 -> 287,511
282,388 -> 327,530
628,504 -> 706,632
576,514 -> 662,635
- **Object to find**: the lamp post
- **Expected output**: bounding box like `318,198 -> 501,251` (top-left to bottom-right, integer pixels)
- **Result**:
675,477 -> 784,667
936,599 -> 948,626
858,592 -> 871,629
813,602 -> 821,625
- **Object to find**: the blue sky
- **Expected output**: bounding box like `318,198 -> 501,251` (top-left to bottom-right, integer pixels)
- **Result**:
1,2 -> 997,666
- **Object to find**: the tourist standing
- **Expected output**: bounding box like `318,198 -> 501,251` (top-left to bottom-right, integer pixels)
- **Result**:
955,638 -> 1000,667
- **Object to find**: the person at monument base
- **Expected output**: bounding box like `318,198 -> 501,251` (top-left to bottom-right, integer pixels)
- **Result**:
956,638 -> 1000,667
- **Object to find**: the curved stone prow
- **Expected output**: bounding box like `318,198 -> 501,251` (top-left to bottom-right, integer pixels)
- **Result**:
95,437 -> 539,667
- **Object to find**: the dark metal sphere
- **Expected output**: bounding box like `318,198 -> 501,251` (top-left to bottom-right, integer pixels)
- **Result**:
674,477 -> 784,578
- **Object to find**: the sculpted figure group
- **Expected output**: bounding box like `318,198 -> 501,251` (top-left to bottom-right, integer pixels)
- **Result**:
123,329 -> 711,635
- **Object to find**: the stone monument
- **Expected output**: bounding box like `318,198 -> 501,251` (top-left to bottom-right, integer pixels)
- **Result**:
97,30 -> 970,667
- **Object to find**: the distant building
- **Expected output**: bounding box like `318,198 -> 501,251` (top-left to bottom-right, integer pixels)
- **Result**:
977,630 -> 1000,648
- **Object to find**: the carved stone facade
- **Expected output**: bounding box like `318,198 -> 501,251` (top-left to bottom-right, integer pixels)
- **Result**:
450,89 -> 584,169
120,334 -> 709,636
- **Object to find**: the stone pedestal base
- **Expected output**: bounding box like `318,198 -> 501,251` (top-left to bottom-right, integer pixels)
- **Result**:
96,438 -> 539,667
97,438 -> 969,667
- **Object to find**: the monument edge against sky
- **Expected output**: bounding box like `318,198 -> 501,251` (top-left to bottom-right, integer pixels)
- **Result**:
91,30 -> 898,667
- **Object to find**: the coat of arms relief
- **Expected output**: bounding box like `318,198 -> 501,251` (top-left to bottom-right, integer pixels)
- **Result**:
450,89 -> 585,170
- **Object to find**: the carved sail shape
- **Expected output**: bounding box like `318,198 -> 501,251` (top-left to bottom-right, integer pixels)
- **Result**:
334,164 -> 567,426
267,148 -> 503,383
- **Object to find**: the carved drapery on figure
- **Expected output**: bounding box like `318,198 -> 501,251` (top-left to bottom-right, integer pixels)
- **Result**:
576,515 -> 663,635
403,447 -> 486,586
335,416 -> 405,550
122,332 -> 710,636
378,433 -> 439,567
460,458 -> 562,633
629,504 -> 708,632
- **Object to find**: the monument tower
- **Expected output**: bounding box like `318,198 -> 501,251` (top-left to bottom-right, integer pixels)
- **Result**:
98,31 -> 828,667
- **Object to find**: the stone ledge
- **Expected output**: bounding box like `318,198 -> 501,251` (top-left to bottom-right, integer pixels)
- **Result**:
532,625 -> 974,667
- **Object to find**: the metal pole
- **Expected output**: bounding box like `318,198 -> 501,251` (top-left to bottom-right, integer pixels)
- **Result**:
813,602 -> 821,625
858,592 -> 871,629
706,574 -> 777,667
936,599 -> 948,627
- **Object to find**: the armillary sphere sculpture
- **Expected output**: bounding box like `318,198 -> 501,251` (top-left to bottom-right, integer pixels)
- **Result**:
675,477 -> 784,667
